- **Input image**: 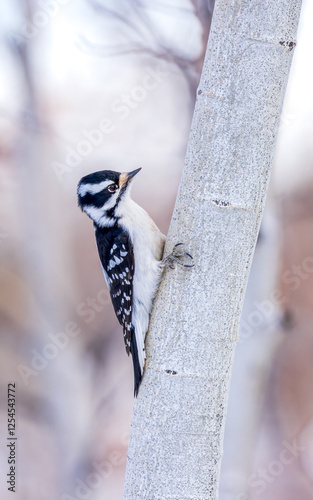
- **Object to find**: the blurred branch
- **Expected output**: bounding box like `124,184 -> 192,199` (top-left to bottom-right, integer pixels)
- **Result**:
7,0 -> 40,131
85,0 -> 214,93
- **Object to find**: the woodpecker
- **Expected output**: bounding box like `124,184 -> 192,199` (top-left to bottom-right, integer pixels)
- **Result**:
77,168 -> 166,395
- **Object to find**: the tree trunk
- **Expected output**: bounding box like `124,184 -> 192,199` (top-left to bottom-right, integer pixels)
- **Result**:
124,1 -> 302,498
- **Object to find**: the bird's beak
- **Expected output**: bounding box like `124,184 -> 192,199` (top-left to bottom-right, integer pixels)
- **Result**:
119,168 -> 142,187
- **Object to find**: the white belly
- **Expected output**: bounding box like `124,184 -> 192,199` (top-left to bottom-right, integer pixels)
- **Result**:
117,198 -> 165,370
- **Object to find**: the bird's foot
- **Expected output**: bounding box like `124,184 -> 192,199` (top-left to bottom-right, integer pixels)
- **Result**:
163,243 -> 194,270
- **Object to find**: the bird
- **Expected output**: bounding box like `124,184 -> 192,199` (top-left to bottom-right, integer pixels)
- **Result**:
77,168 -> 166,396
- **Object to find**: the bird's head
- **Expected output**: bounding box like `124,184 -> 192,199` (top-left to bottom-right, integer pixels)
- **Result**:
77,168 -> 141,226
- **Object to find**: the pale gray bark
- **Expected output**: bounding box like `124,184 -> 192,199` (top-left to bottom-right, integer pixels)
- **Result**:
124,1 -> 302,499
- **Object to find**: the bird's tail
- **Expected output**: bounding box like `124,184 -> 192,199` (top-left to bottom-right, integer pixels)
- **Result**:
130,326 -> 143,397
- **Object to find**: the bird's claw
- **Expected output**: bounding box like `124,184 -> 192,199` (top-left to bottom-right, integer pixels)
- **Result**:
163,242 -> 194,269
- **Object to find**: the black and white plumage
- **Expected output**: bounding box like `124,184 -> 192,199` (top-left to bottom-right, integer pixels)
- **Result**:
77,168 -> 165,395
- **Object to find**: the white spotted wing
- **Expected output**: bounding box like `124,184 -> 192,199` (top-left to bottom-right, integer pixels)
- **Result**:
95,226 -> 134,355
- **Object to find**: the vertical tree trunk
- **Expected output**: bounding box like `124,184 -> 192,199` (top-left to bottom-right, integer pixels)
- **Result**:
124,1 -> 302,498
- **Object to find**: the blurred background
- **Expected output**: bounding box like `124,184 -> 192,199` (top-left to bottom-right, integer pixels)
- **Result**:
0,0 -> 312,499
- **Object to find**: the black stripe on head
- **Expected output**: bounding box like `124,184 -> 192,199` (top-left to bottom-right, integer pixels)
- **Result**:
80,190 -> 111,209
77,170 -> 121,210
79,170 -> 120,186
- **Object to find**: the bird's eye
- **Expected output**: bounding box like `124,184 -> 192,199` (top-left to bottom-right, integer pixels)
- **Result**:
108,184 -> 118,193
